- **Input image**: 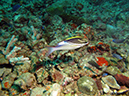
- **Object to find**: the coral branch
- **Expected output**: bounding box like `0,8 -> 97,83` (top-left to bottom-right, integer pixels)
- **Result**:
6,46 -> 21,59
9,56 -> 31,64
3,35 -> 18,55
31,26 -> 37,40
3,35 -> 31,65
31,26 -> 41,41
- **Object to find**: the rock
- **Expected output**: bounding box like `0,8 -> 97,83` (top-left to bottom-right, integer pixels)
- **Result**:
117,86 -> 129,94
114,74 -> 129,87
60,14 -> 91,25
0,53 -> 9,64
101,80 -> 112,94
9,85 -> 21,96
30,87 -> 46,96
116,60 -> 126,71
95,79 -> 102,90
78,55 -> 104,76
122,71 -> 129,77
0,90 -> 9,96
13,62 -> 30,76
106,24 -> 117,37
50,83 -> 62,96
14,72 -> 36,90
102,75 -> 120,89
0,68 -> 12,77
44,83 -> 62,96
35,67 -> 49,83
51,69 -> 64,83
2,73 -> 17,89
77,76 -> 98,95
0,82 -> 1,90
14,14 -> 27,23
28,16 -> 43,27
50,15 -> 63,26
62,77 -> 74,86
46,0 -> 90,25
46,0 -> 69,16
127,63 -> 129,70
63,81 -> 77,94
126,55 -> 129,63
106,66 -> 121,75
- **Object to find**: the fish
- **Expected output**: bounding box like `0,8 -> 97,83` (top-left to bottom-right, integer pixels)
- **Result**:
46,36 -> 89,56
112,53 -> 123,60
112,35 -> 129,43
112,39 -> 125,43
12,4 -> 21,12
102,73 -> 108,77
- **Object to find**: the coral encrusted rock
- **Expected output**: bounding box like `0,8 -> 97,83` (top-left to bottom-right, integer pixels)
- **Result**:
77,76 -> 98,95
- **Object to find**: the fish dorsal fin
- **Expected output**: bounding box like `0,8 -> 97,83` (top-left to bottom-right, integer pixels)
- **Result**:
65,36 -> 82,40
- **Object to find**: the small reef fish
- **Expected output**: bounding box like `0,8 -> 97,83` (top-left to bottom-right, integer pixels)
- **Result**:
112,35 -> 129,43
46,36 -> 89,56
112,39 -> 125,43
12,4 -> 21,12
112,53 -> 123,60
102,73 -> 108,77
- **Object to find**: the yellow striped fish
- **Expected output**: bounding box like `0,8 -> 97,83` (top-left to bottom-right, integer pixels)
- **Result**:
46,36 -> 89,56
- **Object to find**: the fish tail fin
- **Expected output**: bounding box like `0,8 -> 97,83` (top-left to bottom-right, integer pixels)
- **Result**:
46,47 -> 55,56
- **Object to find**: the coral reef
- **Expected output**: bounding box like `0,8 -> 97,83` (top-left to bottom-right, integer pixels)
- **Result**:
0,0 -> 129,95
